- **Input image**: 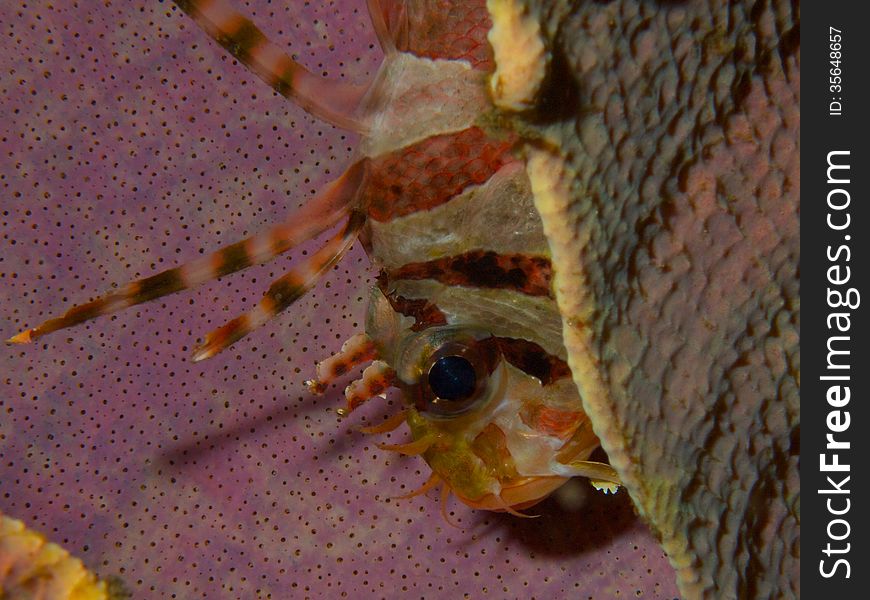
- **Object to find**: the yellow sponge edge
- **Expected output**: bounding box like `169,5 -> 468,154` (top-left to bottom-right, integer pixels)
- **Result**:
486,0 -> 548,111
0,512 -> 112,600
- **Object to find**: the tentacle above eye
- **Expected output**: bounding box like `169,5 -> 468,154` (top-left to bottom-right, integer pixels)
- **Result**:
171,0 -> 370,131
305,332 -> 379,395
342,360 -> 397,414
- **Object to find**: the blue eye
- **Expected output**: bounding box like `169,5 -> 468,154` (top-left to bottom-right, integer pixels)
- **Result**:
402,333 -> 499,418
428,355 -> 477,401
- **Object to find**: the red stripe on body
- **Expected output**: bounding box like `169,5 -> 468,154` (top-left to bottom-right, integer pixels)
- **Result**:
363,127 -> 517,222
376,0 -> 494,70
388,251 -> 553,297
491,338 -> 572,385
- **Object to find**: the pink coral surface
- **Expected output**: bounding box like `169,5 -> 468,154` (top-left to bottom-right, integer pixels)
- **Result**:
0,1 -> 678,597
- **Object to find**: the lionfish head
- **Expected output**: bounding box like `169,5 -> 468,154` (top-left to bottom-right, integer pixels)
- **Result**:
363,289 -> 608,514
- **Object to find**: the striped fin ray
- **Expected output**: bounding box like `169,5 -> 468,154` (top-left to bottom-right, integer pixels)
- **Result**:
172,0 -> 369,131
8,160 -> 368,347
366,0 -> 401,54
191,211 -> 367,361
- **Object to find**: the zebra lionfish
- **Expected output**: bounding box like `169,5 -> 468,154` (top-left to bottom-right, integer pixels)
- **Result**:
8,0 -> 620,516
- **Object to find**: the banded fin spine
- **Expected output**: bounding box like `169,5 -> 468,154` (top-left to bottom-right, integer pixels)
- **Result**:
8,161 -> 368,347
172,0 -> 369,131
191,211 -> 366,361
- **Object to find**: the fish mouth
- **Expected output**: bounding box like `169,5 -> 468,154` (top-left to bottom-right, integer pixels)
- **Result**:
453,475 -> 569,513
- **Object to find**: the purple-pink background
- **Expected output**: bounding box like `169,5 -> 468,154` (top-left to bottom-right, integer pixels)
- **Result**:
0,1 -> 678,597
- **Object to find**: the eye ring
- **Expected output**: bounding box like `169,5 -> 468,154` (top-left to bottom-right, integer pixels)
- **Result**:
413,338 -> 498,418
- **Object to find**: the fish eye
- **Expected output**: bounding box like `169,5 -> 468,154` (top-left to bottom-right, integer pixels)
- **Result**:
428,355 -> 477,401
411,338 -> 499,418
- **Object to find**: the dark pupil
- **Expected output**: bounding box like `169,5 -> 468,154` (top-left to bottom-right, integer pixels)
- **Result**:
428,355 -> 476,401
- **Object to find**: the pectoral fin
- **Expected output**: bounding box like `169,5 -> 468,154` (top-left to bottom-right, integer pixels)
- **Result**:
564,460 -> 621,494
